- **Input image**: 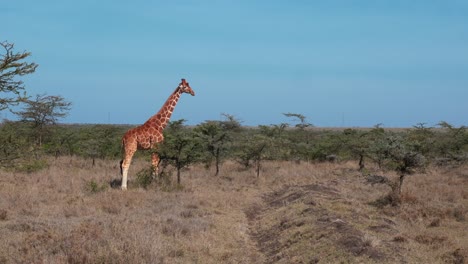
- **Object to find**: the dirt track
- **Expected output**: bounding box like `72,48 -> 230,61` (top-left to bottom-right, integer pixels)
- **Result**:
246,183 -> 407,263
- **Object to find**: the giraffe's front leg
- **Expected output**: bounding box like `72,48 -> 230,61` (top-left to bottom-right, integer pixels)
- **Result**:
121,151 -> 135,190
151,152 -> 160,177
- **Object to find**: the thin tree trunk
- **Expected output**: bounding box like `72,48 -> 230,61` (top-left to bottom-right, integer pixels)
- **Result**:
358,154 -> 365,171
215,153 -> 220,176
398,174 -> 406,194
177,167 -> 181,184
256,159 -> 261,178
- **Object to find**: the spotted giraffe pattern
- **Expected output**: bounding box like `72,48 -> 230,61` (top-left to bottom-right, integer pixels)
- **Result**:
120,79 -> 195,190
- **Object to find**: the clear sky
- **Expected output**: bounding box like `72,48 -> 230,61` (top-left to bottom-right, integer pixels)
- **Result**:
3,1 -> 468,127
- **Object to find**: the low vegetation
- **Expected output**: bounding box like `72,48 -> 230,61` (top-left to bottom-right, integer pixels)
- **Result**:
0,157 -> 466,263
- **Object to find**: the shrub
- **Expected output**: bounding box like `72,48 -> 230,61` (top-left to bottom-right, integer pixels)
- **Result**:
17,159 -> 48,173
85,180 -> 107,193
235,134 -> 270,177
135,167 -> 154,189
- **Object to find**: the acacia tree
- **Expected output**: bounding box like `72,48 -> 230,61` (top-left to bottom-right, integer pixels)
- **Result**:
16,94 -> 72,146
283,112 -> 312,130
436,121 -> 467,163
340,129 -> 369,170
375,136 -> 426,209
157,120 -> 201,184
258,123 -> 292,160
195,114 -> 241,176
236,134 -> 270,177
283,113 -> 313,156
0,41 -> 38,111
195,121 -> 228,176
78,125 -> 122,165
367,124 -> 388,169
406,123 -> 435,158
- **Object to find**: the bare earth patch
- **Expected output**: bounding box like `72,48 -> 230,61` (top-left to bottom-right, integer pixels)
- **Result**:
247,184 -> 393,263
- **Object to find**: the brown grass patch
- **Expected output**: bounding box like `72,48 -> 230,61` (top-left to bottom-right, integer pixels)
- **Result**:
0,157 -> 466,263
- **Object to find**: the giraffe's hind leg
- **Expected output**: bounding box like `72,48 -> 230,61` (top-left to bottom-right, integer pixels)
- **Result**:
151,152 -> 160,177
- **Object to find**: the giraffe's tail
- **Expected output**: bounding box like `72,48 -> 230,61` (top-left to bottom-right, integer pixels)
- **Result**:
119,159 -> 124,175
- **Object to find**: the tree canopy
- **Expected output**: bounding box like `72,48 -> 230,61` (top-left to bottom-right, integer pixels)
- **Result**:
16,94 -> 71,146
0,41 -> 38,111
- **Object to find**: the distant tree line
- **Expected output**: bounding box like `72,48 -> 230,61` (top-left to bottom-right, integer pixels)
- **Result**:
2,112 -> 466,170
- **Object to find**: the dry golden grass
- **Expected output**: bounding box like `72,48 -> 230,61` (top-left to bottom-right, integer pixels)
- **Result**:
0,157 -> 466,263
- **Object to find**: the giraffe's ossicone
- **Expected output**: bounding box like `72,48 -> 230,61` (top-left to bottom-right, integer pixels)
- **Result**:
120,79 -> 195,190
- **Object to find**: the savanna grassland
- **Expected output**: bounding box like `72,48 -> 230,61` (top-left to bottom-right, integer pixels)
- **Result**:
2,38 -> 467,263
0,156 -> 467,264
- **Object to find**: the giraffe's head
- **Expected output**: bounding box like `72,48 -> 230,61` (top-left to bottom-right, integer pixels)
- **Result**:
178,79 -> 195,96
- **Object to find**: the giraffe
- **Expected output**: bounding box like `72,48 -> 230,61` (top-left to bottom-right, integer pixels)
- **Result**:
119,79 -> 195,190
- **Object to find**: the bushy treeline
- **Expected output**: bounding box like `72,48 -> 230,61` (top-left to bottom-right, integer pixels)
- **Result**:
1,117 -> 466,175
0,121 -> 127,171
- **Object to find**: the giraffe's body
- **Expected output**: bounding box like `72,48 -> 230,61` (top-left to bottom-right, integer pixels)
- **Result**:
120,79 -> 195,190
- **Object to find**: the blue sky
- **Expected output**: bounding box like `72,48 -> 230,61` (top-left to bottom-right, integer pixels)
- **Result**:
2,1 -> 467,127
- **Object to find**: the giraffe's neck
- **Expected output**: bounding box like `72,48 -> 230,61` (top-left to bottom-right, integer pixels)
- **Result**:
146,87 -> 182,131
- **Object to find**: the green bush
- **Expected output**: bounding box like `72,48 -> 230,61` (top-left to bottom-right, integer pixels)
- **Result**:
135,167 -> 154,189
85,180 -> 107,194
17,159 -> 48,173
